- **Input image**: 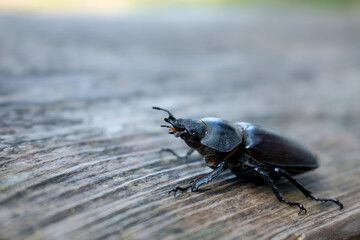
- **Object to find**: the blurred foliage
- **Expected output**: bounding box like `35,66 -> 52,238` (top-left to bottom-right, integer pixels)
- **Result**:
0,0 -> 359,14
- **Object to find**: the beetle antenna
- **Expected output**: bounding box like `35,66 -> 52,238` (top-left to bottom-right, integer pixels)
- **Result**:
152,106 -> 176,120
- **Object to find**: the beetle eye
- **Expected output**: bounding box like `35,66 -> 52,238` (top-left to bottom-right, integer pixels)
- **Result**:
190,130 -> 198,136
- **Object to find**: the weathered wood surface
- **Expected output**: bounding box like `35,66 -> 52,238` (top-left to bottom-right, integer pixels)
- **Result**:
1,9 -> 360,240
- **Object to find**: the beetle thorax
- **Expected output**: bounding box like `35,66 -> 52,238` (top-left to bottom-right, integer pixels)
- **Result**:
197,146 -> 228,168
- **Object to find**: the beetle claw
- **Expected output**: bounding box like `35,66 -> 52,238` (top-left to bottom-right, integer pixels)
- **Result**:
168,185 -> 191,197
295,203 -> 307,215
306,195 -> 344,210
322,198 -> 344,210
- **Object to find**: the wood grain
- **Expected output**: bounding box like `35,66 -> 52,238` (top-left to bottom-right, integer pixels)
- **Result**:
1,9 -> 360,240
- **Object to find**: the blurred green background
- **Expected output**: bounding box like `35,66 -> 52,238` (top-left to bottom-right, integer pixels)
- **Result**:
1,0 -> 359,15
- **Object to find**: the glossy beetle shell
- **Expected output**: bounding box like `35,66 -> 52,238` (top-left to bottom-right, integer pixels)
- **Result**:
236,122 -> 319,172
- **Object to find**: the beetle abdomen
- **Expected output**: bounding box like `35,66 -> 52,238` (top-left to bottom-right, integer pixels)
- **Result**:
236,122 -> 319,171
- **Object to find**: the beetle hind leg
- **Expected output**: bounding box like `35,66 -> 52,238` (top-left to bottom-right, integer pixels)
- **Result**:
254,168 -> 307,215
274,168 -> 343,210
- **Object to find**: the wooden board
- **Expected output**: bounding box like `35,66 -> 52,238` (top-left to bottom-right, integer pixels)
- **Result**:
1,9 -> 360,240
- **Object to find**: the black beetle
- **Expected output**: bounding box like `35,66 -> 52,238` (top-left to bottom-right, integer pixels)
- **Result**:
153,106 -> 343,214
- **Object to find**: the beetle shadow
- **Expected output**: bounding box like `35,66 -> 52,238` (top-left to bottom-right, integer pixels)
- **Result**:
206,171 -> 328,197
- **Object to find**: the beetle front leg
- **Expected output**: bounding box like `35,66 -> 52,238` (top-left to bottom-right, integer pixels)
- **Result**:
274,168 -> 344,210
160,148 -> 194,160
169,161 -> 228,197
255,168 -> 307,215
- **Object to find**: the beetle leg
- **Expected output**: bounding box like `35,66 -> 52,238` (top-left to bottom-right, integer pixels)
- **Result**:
160,148 -> 194,160
274,168 -> 344,210
168,161 -> 228,197
190,161 -> 228,191
254,168 -> 307,215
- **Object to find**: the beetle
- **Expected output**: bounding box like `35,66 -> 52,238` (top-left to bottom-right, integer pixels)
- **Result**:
153,106 -> 343,214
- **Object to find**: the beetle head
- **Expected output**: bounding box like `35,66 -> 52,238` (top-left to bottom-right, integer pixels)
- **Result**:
153,106 -> 206,148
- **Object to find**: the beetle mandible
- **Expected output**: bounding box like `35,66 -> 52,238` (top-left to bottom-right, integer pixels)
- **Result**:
153,106 -> 343,214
